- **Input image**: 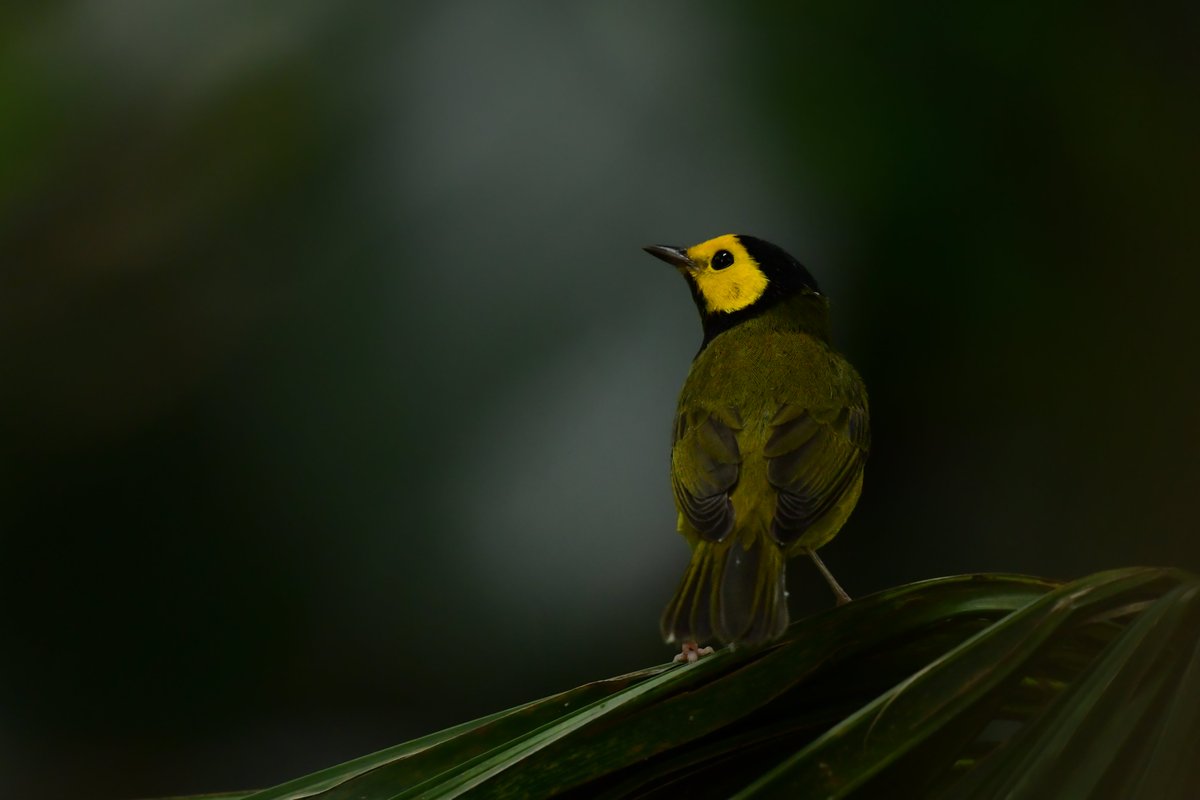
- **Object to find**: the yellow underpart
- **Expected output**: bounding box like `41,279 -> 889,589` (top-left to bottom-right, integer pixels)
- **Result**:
686,234 -> 769,315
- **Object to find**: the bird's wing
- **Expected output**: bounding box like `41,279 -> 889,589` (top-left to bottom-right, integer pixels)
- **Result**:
671,407 -> 742,542
763,403 -> 870,545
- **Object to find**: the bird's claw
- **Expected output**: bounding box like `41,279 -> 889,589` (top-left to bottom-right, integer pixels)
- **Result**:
673,641 -> 715,663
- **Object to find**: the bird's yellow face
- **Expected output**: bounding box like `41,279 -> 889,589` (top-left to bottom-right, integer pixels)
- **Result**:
682,234 -> 769,315
645,232 -> 825,346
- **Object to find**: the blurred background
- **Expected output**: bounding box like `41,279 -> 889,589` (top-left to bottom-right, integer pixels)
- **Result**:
2,2 -> 1197,798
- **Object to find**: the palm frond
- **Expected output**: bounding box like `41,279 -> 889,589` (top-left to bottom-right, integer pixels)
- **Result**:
159,568 -> 1200,799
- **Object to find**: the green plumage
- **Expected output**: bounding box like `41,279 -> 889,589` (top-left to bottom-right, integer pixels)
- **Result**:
648,235 -> 869,648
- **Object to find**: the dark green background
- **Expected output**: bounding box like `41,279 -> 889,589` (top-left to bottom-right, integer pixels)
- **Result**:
2,3 -> 1197,799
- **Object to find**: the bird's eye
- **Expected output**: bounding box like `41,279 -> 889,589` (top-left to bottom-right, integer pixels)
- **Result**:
711,250 -> 734,270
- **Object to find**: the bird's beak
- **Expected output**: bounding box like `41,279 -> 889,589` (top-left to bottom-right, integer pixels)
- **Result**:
643,244 -> 695,273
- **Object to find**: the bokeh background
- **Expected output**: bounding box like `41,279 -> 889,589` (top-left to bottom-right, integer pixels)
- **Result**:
3,2 -> 1198,798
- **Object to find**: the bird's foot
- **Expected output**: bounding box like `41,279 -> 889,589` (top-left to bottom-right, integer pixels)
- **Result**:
807,548 -> 852,606
673,641 -> 715,663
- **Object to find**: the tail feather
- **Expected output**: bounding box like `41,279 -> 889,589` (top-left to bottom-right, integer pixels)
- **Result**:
719,537 -> 788,644
660,541 -> 716,644
661,537 -> 788,647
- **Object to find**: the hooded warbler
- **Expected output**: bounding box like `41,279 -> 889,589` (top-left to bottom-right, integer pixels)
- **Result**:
644,234 -> 869,660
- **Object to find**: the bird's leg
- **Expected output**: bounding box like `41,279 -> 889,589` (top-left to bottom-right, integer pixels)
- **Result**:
807,548 -> 852,605
673,641 -> 715,663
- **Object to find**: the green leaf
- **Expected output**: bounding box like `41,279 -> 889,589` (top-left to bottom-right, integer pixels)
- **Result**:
939,579 -> 1200,799
733,568 -> 1178,798
152,569 -> 1200,800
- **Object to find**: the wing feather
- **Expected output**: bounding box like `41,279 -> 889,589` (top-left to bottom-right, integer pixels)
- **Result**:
766,404 -> 869,546
671,409 -> 741,542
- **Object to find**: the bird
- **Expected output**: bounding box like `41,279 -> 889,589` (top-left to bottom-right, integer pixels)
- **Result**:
644,234 -> 869,662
